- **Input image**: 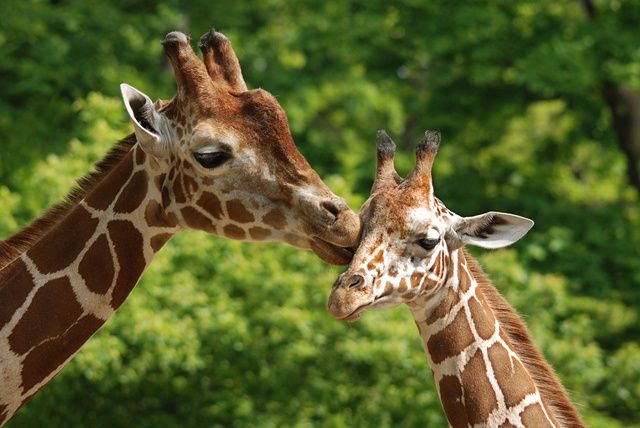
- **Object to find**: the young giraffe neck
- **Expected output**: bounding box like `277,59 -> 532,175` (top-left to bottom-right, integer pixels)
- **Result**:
408,250 -> 583,428
0,142 -> 178,424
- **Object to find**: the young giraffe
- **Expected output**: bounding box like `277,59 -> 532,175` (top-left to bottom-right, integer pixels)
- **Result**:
328,131 -> 584,427
0,30 -> 360,424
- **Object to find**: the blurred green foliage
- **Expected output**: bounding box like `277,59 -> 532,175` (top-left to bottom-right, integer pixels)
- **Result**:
1,0 -> 639,427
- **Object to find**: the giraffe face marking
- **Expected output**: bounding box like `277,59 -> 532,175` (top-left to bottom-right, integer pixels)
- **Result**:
121,31 -> 360,265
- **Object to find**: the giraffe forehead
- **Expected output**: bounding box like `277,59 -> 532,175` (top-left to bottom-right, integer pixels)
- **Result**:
189,122 -> 242,149
407,207 -> 438,227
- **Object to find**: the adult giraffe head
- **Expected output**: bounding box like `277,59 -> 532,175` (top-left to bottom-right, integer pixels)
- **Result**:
328,130 -> 533,318
121,30 -> 359,264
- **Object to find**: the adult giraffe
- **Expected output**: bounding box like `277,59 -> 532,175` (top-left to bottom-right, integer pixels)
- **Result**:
0,30 -> 359,424
328,131 -> 584,427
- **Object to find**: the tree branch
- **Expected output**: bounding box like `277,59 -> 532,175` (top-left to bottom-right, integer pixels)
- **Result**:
581,0 -> 640,190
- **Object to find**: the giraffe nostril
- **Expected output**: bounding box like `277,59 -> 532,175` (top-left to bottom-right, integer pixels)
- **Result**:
344,274 -> 365,290
321,200 -> 341,219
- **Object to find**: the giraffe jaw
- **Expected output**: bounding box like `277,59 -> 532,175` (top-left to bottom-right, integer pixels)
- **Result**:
334,305 -> 367,323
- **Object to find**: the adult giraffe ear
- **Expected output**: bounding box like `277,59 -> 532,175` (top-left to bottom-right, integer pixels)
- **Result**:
446,212 -> 534,250
120,83 -> 170,158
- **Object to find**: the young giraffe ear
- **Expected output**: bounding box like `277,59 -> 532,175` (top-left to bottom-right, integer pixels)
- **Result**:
120,83 -> 170,159
448,212 -> 534,250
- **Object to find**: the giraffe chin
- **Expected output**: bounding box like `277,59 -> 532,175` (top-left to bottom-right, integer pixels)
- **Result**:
338,307 -> 366,323
309,238 -> 355,265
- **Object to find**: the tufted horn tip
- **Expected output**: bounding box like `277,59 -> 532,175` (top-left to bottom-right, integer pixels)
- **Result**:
162,31 -> 190,46
198,28 -> 228,50
376,129 -> 396,159
416,130 -> 441,157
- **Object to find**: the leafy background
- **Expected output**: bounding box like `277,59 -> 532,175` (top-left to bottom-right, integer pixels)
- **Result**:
1,0 -> 639,426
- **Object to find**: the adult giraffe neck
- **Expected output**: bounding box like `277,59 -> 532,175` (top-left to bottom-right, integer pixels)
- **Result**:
0,142 -> 178,424
408,250 -> 583,428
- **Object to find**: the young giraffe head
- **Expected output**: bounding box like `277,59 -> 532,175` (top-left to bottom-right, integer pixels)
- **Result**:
121,30 -> 359,264
328,130 -> 533,319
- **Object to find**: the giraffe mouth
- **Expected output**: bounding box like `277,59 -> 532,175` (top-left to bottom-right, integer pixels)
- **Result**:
337,305 -> 368,323
310,238 -> 355,265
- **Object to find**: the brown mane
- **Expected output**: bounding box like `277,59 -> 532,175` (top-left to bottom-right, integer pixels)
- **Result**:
0,134 -> 137,271
464,250 -> 585,428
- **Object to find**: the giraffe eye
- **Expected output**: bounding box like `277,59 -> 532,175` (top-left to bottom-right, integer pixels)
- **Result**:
416,238 -> 439,252
194,150 -> 232,169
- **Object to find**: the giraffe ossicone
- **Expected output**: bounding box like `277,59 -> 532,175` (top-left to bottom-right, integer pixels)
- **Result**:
328,130 -> 584,427
0,29 -> 360,425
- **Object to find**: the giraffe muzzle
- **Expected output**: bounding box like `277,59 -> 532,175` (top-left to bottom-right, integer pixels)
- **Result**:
327,273 -> 374,321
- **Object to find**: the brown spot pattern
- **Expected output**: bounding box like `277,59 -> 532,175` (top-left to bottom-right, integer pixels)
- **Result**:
263,208 -> 287,230
410,271 -> 423,288
0,259 -> 35,327
197,192 -> 223,219
427,287 -> 460,324
459,268 -> 472,292
173,173 -> 186,203
488,343 -> 537,408
520,403 -> 552,426
181,207 -> 215,232
113,171 -> 147,213
182,173 -> 198,199
427,308 -> 475,364
20,314 -> 103,393
145,200 -> 177,228
27,206 -> 98,274
499,422 -> 517,428
85,152 -> 134,210
223,224 -> 246,240
367,248 -> 384,270
135,146 -> 146,165
162,186 -> 171,209
9,277 -> 82,355
108,220 -> 146,308
438,375 -> 467,428
113,170 -> 148,214
379,281 -> 394,298
226,199 -> 255,223
248,227 -> 271,240
469,296 -> 496,340
150,233 -> 173,252
155,173 -> 166,192
461,350 -> 498,425
78,234 -> 114,295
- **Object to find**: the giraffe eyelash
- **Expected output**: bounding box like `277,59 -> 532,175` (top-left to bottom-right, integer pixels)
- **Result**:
416,237 -> 439,252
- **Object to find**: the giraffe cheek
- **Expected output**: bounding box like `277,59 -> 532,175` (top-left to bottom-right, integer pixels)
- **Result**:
410,271 -> 424,289
248,227 -> 271,240
180,207 -> 216,233
223,224 -> 246,240
226,199 -> 255,223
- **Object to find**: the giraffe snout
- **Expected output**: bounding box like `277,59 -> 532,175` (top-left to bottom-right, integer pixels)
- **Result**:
341,273 -> 365,290
327,273 -> 373,322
